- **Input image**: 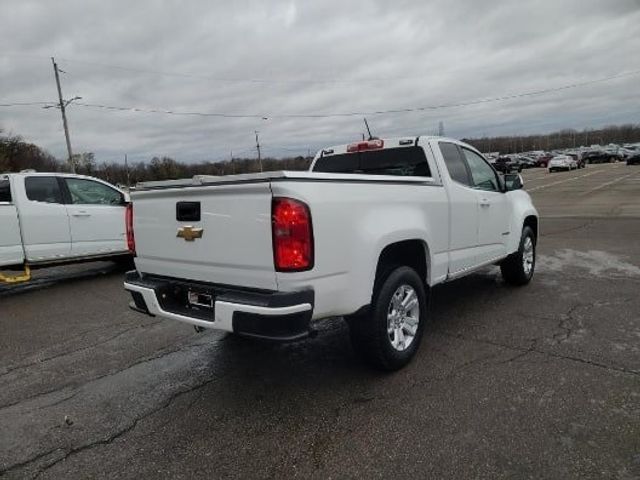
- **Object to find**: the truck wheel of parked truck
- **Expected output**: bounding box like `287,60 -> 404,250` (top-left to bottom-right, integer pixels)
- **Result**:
347,266 -> 428,371
500,226 -> 536,286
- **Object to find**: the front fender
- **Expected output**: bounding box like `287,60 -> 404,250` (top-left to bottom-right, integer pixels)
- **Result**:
506,190 -> 538,253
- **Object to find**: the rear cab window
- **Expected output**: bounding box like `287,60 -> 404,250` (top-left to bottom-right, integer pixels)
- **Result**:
439,142 -> 472,186
313,146 -> 432,177
25,176 -> 64,204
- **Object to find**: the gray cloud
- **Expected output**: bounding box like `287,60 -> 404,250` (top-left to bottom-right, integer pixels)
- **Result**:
1,0 -> 639,164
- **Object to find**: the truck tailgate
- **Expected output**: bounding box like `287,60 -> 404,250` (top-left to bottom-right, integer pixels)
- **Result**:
132,182 -> 277,290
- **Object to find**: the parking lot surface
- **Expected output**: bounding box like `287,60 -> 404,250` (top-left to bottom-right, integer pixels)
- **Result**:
1,163 -> 639,479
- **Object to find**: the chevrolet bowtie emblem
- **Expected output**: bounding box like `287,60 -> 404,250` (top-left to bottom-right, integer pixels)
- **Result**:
177,226 -> 204,241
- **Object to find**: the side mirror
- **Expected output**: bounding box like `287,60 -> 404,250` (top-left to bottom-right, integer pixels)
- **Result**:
504,173 -> 524,191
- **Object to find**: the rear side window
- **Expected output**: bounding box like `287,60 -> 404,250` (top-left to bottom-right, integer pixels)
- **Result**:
25,177 -> 63,204
313,146 -> 431,177
0,179 -> 11,203
439,142 -> 471,186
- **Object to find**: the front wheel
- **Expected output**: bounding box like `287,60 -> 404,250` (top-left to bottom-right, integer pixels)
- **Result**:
347,266 -> 427,371
501,226 -> 536,286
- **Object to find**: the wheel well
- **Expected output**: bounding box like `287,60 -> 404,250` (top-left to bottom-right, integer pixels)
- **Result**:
523,215 -> 538,241
374,240 -> 429,287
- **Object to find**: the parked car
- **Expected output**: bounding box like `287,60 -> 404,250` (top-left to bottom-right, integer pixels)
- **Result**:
493,156 -> 522,173
620,146 -> 639,159
516,156 -> 537,169
535,154 -> 554,168
124,136 -> 539,371
566,153 -> 585,169
548,155 -> 577,172
0,172 -> 132,281
627,152 -> 640,165
582,151 -> 616,164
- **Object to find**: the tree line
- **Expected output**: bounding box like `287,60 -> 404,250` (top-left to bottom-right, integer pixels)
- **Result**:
463,123 -> 640,154
3,123 -> 639,185
0,129 -> 312,186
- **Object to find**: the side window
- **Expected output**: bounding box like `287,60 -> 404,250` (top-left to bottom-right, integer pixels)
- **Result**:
25,177 -> 64,204
462,149 -> 500,192
0,179 -> 11,203
439,142 -> 471,186
65,178 -> 124,205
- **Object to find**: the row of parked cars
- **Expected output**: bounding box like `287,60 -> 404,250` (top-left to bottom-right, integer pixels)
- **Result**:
487,143 -> 640,173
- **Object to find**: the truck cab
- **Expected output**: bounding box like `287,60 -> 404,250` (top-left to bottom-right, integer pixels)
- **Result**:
0,172 -> 132,276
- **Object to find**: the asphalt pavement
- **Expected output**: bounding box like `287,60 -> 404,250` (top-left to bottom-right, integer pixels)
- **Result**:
1,162 -> 639,479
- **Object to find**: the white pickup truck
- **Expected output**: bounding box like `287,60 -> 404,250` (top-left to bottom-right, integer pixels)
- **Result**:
0,172 -> 132,281
124,136 -> 538,370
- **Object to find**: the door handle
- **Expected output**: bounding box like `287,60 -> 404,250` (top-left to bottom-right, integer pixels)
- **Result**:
479,199 -> 491,207
72,211 -> 91,217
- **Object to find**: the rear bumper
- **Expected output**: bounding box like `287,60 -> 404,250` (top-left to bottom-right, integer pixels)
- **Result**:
124,271 -> 314,341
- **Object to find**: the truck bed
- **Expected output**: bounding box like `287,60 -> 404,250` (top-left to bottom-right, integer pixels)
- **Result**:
132,171 -> 434,291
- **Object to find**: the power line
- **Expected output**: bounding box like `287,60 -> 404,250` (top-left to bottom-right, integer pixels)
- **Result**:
3,69 -> 640,119
0,101 -> 53,107
74,69 -> 640,119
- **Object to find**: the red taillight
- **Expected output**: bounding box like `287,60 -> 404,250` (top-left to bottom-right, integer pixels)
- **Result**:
272,197 -> 313,272
346,139 -> 384,153
125,203 -> 136,255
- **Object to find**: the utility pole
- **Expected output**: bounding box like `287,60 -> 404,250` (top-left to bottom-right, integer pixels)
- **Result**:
254,131 -> 263,172
51,57 -> 75,173
124,154 -> 130,189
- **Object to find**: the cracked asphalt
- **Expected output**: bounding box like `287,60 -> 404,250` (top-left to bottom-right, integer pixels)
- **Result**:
1,163 -> 639,479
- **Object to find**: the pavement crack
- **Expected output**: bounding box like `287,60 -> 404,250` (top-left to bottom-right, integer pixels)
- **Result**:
436,330 -> 639,378
2,373 -> 221,479
0,322 -> 162,378
498,339 -> 538,364
551,304 -> 582,345
0,338 -> 211,412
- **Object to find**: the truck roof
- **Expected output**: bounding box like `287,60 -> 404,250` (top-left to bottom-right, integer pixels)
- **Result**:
2,171 -> 100,180
317,135 -> 449,158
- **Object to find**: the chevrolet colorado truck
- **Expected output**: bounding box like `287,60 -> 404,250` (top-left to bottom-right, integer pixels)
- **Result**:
0,172 -> 132,282
124,136 -> 538,370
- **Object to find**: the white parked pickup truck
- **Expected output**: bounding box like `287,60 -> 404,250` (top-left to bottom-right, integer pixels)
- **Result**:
125,136 -> 538,370
0,172 -> 133,280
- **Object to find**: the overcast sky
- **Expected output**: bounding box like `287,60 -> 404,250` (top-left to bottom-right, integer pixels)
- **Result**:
1,0 -> 639,163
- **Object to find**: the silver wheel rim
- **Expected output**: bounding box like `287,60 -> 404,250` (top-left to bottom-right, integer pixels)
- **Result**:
387,284 -> 420,352
523,236 -> 534,276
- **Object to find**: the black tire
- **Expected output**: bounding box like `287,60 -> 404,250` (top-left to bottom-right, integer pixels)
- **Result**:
501,226 -> 536,286
347,266 -> 427,371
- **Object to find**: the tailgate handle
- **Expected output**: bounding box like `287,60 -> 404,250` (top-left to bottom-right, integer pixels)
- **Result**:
176,201 -> 201,221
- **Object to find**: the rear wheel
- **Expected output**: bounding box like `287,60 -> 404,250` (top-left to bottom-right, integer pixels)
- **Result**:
501,226 -> 536,286
348,266 -> 427,371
